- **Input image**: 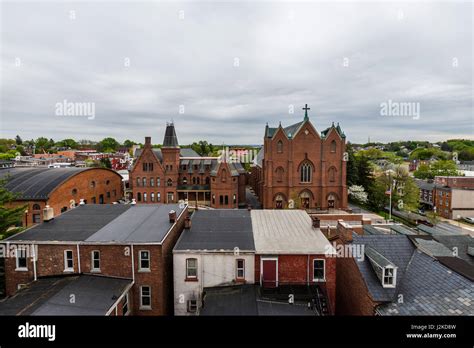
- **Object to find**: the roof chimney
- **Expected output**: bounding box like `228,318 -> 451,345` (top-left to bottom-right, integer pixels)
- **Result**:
312,217 -> 320,228
184,216 -> 192,229
43,205 -> 54,222
169,210 -> 176,223
144,136 -> 152,148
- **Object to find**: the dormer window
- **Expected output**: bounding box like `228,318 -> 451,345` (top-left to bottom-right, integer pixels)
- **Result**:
383,267 -> 396,288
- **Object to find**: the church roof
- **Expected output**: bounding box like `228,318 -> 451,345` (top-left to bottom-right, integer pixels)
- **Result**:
321,122 -> 346,139
265,120 -> 305,139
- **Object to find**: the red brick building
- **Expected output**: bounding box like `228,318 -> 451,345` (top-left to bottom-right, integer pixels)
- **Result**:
1,203 -> 187,315
130,123 -> 246,208
0,167 -> 123,227
250,105 -> 348,210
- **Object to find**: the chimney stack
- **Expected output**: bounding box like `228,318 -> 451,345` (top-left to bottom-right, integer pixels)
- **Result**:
43,205 -> 54,222
145,136 -> 151,147
184,216 -> 192,229
312,217 -> 320,228
169,210 -> 176,223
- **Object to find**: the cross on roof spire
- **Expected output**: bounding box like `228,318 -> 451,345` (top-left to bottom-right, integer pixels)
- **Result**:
302,104 -> 310,120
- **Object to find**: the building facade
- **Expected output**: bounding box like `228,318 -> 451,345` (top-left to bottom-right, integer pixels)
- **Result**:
0,167 -> 124,227
250,106 -> 348,210
1,204 -> 188,316
130,123 -> 247,208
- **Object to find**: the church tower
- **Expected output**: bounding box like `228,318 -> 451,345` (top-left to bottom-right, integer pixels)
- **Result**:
161,122 -> 180,203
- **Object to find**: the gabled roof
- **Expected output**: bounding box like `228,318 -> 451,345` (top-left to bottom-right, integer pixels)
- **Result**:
353,234 -> 474,315
321,122 -> 346,139
134,147 -> 200,161
5,203 -> 185,243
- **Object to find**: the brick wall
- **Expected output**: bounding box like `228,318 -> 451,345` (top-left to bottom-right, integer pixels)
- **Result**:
254,254 -> 336,314
336,256 -> 378,315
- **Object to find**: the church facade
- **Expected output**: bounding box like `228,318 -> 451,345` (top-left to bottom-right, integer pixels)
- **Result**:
130,123 -> 247,208
250,106 -> 348,210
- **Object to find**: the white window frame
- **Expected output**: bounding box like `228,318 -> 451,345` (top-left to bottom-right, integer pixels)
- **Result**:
186,258 -> 198,279
236,259 -> 245,279
64,250 -> 74,272
91,250 -> 101,272
15,248 -> 28,271
187,299 -> 198,313
313,259 -> 326,281
140,285 -> 152,310
139,250 -> 150,272
382,266 -> 397,288
122,292 -> 130,316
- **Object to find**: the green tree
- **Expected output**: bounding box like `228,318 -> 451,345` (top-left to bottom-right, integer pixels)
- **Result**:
0,178 -> 27,238
123,140 -> 136,149
15,135 -> 22,145
100,157 -> 112,169
35,137 -> 50,153
413,163 -> 432,180
98,137 -> 119,153
346,143 -> 359,186
57,138 -> 78,149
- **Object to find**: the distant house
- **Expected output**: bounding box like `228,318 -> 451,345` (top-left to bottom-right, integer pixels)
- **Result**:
337,234 -> 474,315
0,204 -> 188,315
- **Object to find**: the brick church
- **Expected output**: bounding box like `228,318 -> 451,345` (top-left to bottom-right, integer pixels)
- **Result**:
130,123 -> 247,208
250,105 -> 348,210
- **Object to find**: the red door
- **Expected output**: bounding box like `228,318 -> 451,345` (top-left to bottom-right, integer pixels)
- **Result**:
262,259 -> 277,288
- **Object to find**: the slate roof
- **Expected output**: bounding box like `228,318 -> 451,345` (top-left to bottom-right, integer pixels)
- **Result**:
390,224 -> 416,235
433,235 -> 474,266
413,238 -> 455,257
174,210 -> 255,252
363,225 -> 384,235
352,235 -> 415,302
376,251 -> 474,315
134,148 -> 200,161
162,123 -> 179,147
353,235 -> 474,315
254,147 -> 264,167
5,204 -> 184,243
0,275 -> 132,315
0,167 -> 92,200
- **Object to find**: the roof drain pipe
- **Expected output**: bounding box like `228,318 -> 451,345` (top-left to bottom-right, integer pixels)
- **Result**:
77,244 -> 81,273
32,243 -> 37,282
131,244 -> 135,282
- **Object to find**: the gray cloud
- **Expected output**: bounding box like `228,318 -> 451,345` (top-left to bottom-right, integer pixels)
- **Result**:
1,1 -> 472,144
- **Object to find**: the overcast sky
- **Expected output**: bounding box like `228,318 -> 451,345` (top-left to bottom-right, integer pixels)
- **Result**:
1,1 -> 472,145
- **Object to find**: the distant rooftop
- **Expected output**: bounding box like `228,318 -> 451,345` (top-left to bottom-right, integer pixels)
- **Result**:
0,167 -> 103,200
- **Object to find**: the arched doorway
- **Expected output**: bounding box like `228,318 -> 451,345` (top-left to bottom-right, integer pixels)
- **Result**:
327,193 -> 337,209
275,194 -> 284,209
299,191 -> 311,209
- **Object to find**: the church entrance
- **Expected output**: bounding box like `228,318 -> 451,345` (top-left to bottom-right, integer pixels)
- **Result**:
328,194 -> 336,209
299,191 -> 311,209
275,194 -> 284,209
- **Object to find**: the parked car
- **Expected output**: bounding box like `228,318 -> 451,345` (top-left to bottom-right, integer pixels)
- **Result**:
463,217 -> 474,224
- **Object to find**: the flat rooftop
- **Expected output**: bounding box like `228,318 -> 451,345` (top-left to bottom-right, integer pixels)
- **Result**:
0,275 -> 131,315
251,210 -> 335,255
6,203 -> 185,243
174,210 -> 255,252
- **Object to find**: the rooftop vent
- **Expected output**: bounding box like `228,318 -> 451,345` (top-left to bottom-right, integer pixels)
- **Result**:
184,216 -> 192,229
43,205 -> 54,222
79,199 -> 85,205
169,210 -> 177,223
131,199 -> 137,205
